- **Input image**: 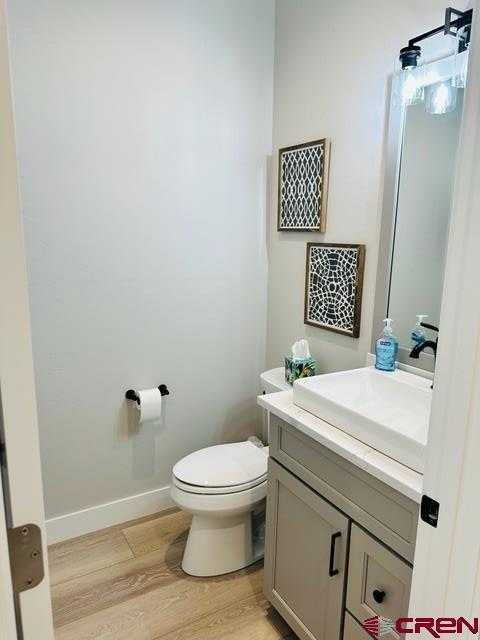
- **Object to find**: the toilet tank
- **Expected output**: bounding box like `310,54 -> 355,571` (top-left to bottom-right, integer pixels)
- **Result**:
259,368 -> 290,443
260,367 -> 290,395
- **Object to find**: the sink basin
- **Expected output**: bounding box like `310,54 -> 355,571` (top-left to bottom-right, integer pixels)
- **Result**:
293,367 -> 432,473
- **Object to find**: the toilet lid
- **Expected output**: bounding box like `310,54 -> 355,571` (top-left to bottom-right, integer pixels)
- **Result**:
172,441 -> 268,489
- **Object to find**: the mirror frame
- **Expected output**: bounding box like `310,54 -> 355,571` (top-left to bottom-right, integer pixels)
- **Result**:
372,54 -> 460,372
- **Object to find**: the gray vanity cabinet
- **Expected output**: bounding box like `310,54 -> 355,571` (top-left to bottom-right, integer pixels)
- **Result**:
264,459 -> 349,640
264,416 -> 419,640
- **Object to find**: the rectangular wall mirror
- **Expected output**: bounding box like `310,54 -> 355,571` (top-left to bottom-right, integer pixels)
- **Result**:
373,53 -> 466,370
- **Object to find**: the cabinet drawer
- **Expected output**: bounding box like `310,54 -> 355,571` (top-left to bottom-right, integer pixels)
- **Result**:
343,613 -> 374,640
269,416 -> 418,562
347,525 -> 411,639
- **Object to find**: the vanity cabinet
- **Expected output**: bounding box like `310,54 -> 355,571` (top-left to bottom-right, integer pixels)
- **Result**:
264,415 -> 419,640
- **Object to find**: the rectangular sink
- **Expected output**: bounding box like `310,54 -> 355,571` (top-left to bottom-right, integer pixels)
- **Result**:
293,367 -> 432,473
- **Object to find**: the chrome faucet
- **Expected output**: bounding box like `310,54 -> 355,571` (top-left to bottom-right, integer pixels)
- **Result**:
409,322 -> 439,388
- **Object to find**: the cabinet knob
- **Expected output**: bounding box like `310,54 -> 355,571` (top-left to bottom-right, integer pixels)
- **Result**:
373,589 -> 386,604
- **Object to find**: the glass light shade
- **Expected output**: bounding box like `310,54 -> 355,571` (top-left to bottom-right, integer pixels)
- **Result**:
425,81 -> 458,115
453,48 -> 469,89
400,66 -> 424,106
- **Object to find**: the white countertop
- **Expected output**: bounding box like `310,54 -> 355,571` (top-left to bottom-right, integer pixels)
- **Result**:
258,389 -> 423,504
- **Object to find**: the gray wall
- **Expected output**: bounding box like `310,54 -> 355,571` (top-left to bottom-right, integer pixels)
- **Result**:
267,0 -> 457,373
7,0 -> 274,519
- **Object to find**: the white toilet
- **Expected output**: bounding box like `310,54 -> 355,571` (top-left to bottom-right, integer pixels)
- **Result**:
170,368 -> 288,577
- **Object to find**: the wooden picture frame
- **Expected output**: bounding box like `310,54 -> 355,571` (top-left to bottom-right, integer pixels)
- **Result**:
304,243 -> 365,338
277,138 -> 330,232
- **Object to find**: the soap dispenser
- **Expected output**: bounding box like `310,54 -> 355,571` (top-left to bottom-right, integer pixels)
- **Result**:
375,318 -> 399,372
411,314 -> 428,348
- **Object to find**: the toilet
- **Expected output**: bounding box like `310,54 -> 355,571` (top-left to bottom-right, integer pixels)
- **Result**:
170,368 -> 289,577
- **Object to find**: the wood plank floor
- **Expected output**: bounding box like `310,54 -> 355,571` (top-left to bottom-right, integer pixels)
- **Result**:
48,508 -> 296,640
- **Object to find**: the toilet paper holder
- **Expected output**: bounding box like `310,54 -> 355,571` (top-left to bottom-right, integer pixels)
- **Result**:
125,385 -> 170,405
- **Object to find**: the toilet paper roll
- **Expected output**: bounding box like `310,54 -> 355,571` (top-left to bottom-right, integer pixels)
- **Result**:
136,388 -> 163,423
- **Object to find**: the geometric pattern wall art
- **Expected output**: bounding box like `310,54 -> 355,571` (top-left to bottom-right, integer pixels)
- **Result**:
278,138 -> 330,232
304,243 -> 366,337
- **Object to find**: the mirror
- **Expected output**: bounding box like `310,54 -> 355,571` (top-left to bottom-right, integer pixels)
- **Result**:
374,54 -> 465,366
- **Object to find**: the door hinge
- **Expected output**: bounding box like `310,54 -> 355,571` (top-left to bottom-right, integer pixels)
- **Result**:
7,524 -> 45,592
421,494 -> 440,528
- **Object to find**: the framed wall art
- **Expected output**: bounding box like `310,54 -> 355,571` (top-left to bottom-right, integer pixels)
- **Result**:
278,138 -> 330,232
304,243 -> 365,338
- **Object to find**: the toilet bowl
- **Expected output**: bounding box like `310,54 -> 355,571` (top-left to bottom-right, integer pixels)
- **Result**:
170,368 -> 288,577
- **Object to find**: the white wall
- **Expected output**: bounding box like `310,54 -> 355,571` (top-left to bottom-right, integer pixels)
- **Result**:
267,0 -> 457,373
6,0 -> 274,520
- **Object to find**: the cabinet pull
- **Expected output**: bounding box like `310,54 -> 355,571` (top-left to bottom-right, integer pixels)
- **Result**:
328,531 -> 342,577
373,589 -> 386,604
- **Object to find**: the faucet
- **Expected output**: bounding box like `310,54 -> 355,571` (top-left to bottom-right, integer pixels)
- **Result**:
409,322 -> 439,388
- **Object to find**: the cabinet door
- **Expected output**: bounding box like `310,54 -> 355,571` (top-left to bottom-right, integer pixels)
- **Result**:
264,459 -> 349,640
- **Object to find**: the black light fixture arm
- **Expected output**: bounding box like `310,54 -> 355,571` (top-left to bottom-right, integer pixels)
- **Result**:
408,8 -> 472,48
444,7 -> 473,38
400,7 -> 473,69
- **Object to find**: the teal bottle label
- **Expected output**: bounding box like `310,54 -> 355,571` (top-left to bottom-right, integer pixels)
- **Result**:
375,338 -> 398,371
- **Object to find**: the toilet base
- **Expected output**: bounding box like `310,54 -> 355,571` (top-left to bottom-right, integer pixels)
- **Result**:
182,512 -> 263,577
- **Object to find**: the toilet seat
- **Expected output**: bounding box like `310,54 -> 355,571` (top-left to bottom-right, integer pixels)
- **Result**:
172,441 -> 267,495
172,473 -> 267,495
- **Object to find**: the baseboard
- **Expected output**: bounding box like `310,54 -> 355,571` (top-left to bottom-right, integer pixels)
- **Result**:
46,485 -> 174,545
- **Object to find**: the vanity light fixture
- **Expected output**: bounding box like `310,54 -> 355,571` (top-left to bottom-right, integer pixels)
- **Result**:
398,6 -> 473,107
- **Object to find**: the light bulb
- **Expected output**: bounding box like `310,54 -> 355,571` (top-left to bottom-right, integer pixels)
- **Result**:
425,81 -> 458,115
400,67 -> 424,106
453,24 -> 470,89
453,48 -> 469,89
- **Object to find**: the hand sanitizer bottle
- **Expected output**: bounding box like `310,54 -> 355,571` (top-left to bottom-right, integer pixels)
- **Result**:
375,319 -> 399,372
411,314 -> 428,348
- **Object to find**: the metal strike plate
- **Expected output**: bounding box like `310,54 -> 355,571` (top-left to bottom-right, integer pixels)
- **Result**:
7,524 -> 45,592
